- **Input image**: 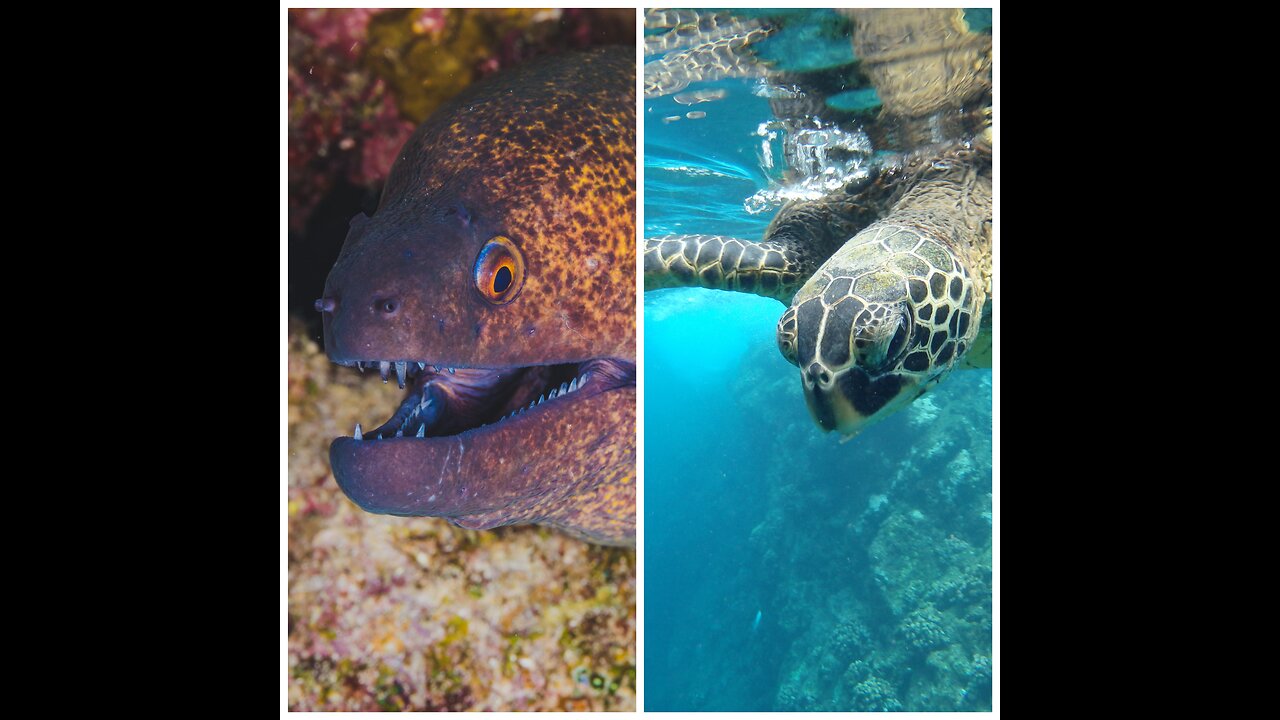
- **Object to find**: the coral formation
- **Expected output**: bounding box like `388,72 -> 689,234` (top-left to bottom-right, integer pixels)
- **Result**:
287,9 -> 415,232
850,676 -> 903,712
287,8 -> 634,232
898,604 -> 951,651
644,316 -> 990,711
287,322 -> 635,710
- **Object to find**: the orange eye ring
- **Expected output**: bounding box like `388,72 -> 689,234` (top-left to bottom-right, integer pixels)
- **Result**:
473,236 -> 525,305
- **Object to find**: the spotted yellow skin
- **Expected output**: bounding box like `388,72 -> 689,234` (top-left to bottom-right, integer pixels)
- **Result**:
323,47 -> 636,546
370,48 -> 636,366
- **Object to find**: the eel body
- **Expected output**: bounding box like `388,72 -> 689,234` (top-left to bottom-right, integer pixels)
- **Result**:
318,47 -> 636,546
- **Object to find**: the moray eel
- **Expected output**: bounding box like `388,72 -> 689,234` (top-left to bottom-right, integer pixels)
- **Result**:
316,47 -> 636,546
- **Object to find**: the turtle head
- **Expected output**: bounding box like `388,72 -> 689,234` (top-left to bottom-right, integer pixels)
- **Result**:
776,228 -> 981,438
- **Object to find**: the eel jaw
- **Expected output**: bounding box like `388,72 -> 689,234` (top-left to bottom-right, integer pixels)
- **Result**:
327,356 -> 635,521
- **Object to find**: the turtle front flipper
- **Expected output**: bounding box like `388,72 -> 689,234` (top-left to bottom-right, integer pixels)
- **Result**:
644,235 -> 809,302
644,170 -> 903,302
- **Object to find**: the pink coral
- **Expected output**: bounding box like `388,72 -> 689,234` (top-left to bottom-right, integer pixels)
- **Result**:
287,8 -> 413,230
355,89 -> 414,186
290,7 -> 381,53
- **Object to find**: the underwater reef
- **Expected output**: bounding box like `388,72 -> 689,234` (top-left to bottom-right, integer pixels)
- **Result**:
644,290 -> 990,711
746,340 -> 992,712
287,323 -> 636,711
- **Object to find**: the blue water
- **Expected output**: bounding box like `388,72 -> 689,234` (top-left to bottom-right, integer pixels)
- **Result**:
643,13 -> 993,712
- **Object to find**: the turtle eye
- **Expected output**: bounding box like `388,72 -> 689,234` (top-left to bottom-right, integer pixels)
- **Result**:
885,317 -> 909,367
778,335 -> 798,365
776,307 -> 799,366
473,236 -> 524,305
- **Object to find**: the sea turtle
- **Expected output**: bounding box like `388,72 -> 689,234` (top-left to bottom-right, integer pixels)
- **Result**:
643,8 -> 992,438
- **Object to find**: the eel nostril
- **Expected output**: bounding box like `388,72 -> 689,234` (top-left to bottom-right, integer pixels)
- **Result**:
314,297 -> 336,313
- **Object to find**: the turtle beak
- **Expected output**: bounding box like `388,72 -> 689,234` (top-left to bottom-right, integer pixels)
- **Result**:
801,363 -> 917,435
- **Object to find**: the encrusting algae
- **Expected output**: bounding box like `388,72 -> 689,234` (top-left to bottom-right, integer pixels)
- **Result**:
288,325 -> 635,711
287,7 -> 633,229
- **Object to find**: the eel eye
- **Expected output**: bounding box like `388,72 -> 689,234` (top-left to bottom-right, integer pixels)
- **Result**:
473,236 -> 525,305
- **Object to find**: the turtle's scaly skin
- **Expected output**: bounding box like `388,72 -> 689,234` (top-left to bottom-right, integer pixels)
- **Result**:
779,142 -> 991,436
644,235 -> 809,301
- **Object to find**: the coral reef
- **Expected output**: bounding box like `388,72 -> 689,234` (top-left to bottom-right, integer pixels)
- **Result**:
287,321 -> 635,711
849,676 -> 903,712
287,8 -> 634,232
287,8 -> 414,232
898,604 -> 951,650
727,335 -> 992,712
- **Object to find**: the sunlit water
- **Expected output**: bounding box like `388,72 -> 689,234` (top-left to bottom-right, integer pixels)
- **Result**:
643,10 -> 993,712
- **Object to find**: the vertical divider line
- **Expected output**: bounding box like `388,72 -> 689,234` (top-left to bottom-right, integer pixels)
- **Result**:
633,6 -> 646,712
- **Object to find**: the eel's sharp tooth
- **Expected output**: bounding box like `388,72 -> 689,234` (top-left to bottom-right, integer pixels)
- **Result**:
568,377 -> 578,392
417,362 -> 426,371
548,388 -> 558,399
449,367 -> 456,374
395,428 -> 403,438
560,381 -> 569,395
356,363 -> 365,374
379,361 -> 390,383
377,433 -> 384,440
396,361 -> 407,389
354,423 -> 363,440
538,393 -> 546,405
416,424 -> 425,438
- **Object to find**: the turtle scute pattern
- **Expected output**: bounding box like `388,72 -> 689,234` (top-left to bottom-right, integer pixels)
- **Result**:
784,226 -> 979,383
782,143 -> 990,388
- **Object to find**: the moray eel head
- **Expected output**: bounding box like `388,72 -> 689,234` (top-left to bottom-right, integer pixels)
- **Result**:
318,48 -> 636,546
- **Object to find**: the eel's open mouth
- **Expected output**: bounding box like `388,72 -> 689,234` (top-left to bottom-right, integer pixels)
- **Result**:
334,357 -> 636,441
